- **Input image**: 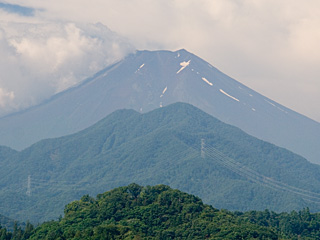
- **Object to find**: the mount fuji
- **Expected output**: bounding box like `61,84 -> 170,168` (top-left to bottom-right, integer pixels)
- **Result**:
0,49 -> 319,163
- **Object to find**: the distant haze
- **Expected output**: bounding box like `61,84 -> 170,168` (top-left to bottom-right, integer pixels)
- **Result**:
0,1 -> 320,122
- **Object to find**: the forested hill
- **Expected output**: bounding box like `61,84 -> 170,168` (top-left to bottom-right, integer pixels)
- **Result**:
0,213 -> 16,231
2,103 -> 320,223
0,146 -> 17,162
3,184 -> 320,239
2,184 -> 278,239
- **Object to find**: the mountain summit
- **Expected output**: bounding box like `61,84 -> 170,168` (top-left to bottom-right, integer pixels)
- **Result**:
0,49 -> 319,163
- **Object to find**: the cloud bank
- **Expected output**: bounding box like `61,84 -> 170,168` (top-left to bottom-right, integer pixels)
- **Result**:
0,18 -> 134,116
1,0 -> 320,122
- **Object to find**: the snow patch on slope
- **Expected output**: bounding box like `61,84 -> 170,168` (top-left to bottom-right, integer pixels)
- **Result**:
278,107 -> 288,114
220,89 -> 240,102
265,99 -> 288,113
160,86 -> 168,98
135,63 -> 145,73
202,77 -> 213,86
176,60 -> 191,74
265,99 -> 276,107
139,63 -> 145,69
162,86 -> 167,94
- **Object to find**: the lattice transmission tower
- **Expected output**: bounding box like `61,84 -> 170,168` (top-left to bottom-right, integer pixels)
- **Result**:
26,175 -> 31,197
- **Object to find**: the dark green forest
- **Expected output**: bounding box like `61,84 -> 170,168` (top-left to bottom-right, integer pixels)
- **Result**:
0,214 -> 17,232
3,184 -> 320,239
1,103 -> 320,223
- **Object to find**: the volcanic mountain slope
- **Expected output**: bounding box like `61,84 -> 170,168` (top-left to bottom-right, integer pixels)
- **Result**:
1,103 -> 320,223
0,49 -> 319,164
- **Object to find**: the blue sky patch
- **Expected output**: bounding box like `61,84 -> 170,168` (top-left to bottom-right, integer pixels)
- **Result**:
0,2 -> 35,16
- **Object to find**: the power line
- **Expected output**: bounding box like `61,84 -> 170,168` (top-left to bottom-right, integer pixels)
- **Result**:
10,139 -> 320,205
202,142 -> 320,203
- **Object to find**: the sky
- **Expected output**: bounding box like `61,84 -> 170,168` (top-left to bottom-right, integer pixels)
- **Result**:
0,1 -> 320,122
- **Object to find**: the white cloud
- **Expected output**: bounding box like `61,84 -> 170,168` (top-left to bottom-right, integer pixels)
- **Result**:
0,19 -> 134,116
0,87 -> 15,109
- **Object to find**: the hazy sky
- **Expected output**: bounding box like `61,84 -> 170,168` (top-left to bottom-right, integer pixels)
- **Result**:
0,1 -> 320,122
